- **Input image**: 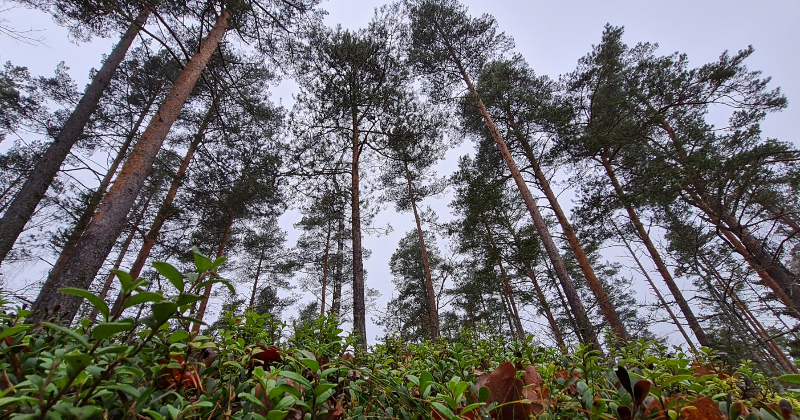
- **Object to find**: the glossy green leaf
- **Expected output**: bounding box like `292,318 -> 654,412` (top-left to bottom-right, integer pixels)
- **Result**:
0,324 -> 31,339
60,287 -> 108,320
152,262 -> 184,293
123,292 -> 164,309
92,321 -> 134,340
111,269 -> 133,293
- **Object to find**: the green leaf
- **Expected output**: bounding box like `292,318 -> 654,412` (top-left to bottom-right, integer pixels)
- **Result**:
300,358 -> 320,372
661,374 -> 694,387
175,293 -> 206,307
60,287 -> 108,320
431,402 -> 456,420
314,383 -> 337,398
461,403 -> 483,413
111,269 -> 133,293
270,384 -> 301,400
266,410 -> 288,420
279,371 -> 311,388
210,256 -> 227,271
152,262 -> 184,293
123,292 -> 165,309
152,302 -> 178,324
92,321 -> 134,340
0,396 -> 38,408
143,409 -> 166,420
239,392 -> 265,409
105,384 -> 141,398
192,247 -> 213,273
275,395 -> 296,411
63,352 -> 92,371
778,374 -> 800,384
42,322 -> 89,348
168,330 -> 191,344
0,324 -> 31,339
479,385 -> 490,403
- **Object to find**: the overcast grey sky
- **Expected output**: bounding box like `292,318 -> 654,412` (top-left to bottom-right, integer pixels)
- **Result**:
2,0 -> 798,345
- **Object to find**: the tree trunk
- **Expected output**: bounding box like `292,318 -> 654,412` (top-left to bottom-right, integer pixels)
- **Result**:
331,217 -> 344,319
128,100 -> 218,279
484,220 -> 525,340
508,114 -> 629,342
612,220 -> 697,351
47,86 -> 160,285
89,194 -> 152,322
600,151 -> 710,347
28,9 -> 231,324
351,114 -> 367,350
502,219 -> 566,349
404,162 -> 440,339
320,220 -> 331,316
249,250 -> 265,309
192,208 -> 235,333
698,256 -> 798,373
0,7 -> 151,265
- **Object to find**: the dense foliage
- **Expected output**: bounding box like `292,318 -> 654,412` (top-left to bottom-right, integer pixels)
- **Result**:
1,0 -> 800,417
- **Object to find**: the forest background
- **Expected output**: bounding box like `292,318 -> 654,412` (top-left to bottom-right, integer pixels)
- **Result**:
1,0 -> 799,347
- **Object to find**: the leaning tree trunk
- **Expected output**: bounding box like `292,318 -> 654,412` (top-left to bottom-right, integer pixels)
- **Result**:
47,89 -> 160,286
128,100 -> 218,279
89,194 -> 153,322
508,114 -> 629,342
404,162 -> 440,339
350,114 -> 367,350
503,218 -> 566,349
436,31 -> 599,349
192,209 -> 235,333
612,220 -> 697,351
28,10 -> 231,324
600,151 -> 710,348
0,8 -> 151,265
484,220 -> 525,340
660,120 -> 800,318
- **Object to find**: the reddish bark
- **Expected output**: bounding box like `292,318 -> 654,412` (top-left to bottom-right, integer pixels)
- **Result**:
28,10 -> 231,324
404,162 -> 440,339
508,114 -> 629,342
600,152 -> 710,347
0,7 -> 151,265
128,100 -> 218,279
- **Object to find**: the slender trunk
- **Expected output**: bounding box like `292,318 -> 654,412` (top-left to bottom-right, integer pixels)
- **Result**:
484,220 -> 525,340
320,220 -> 331,316
249,251 -> 265,309
600,151 -> 710,347
434,22 -> 598,349
699,256 -> 798,373
502,219 -> 566,348
551,269 -> 583,344
508,114 -> 629,342
0,8 -> 151,265
351,114 -> 366,350
612,221 -> 697,351
659,120 -> 800,317
129,100 -> 217,279
331,217 -> 344,319
498,287 -> 518,338
703,275 -> 782,375
192,209 -> 235,333
404,162 -> 440,339
716,227 -> 800,318
48,88 -> 160,284
28,10 -> 231,324
89,194 -> 152,322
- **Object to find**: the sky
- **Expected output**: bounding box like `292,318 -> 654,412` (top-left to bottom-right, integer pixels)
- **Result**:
1,0 -> 798,345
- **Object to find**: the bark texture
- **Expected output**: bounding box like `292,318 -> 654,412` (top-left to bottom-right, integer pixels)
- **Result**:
601,152 -> 710,347
404,162 -> 440,339
28,10 -> 230,324
0,8 -> 151,264
509,114 -> 629,342
128,101 -> 218,279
